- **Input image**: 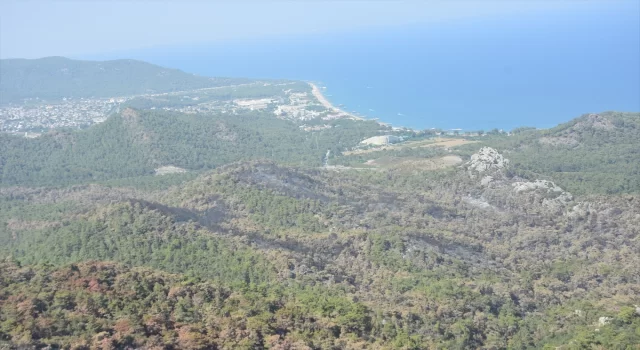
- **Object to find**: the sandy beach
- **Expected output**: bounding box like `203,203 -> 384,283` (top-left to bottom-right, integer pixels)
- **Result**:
309,82 -> 365,121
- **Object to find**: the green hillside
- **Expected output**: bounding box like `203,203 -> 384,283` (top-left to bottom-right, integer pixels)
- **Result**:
1,157 -> 638,349
459,112 -> 640,195
0,56 -> 249,104
0,108 -> 385,187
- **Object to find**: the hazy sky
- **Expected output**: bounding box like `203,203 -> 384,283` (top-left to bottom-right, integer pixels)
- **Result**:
0,0 -> 620,59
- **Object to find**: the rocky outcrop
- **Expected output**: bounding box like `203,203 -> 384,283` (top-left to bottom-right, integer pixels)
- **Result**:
480,175 -> 494,187
598,316 -> 613,326
513,179 -> 564,194
467,147 -> 510,174
466,148 -> 510,187
464,148 -> 579,215
574,113 -> 615,131
512,179 -> 573,212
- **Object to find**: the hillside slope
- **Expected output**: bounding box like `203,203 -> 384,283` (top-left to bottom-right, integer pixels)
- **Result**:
0,108 -> 385,186
453,112 -> 640,195
0,56 -> 248,104
1,151 -> 638,348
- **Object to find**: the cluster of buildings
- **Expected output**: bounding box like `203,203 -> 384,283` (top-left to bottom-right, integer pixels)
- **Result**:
163,90 -> 326,122
273,91 -> 325,121
153,101 -> 231,115
0,97 -> 129,135
0,83 -> 353,137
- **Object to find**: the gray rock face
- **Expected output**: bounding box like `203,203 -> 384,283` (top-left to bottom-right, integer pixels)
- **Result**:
513,179 -> 564,194
464,147 -> 580,215
598,316 -> 613,326
512,179 -> 573,211
480,175 -> 494,186
575,113 -> 615,131
467,147 -> 510,174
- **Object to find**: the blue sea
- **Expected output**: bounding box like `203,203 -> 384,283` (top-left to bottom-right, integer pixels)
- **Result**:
83,2 -> 639,131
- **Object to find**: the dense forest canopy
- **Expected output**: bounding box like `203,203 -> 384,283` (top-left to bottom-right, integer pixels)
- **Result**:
0,107 -> 385,187
1,153 -> 638,348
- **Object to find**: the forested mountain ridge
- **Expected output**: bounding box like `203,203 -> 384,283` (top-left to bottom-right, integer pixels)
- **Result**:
3,107 -> 638,194
0,57 -> 249,104
0,107 -> 385,186
1,146 -> 638,348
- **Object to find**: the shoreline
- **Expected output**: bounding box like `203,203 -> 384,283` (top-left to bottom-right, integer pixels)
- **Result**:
308,82 -> 366,122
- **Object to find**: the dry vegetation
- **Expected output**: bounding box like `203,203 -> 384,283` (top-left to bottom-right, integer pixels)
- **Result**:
344,137 -> 477,156
1,149 -> 638,348
1,109 -> 639,349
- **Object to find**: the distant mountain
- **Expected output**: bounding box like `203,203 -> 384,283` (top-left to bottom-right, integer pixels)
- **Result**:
0,56 -> 249,104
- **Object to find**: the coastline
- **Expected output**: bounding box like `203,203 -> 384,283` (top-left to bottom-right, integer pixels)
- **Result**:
308,82 -> 366,121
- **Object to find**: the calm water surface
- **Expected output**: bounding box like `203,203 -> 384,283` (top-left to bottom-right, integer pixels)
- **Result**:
84,2 -> 640,130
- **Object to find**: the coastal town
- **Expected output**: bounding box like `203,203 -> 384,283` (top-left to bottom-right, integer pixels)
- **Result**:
0,82 -> 496,139
0,82 -> 346,135
0,97 -> 130,134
